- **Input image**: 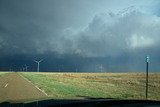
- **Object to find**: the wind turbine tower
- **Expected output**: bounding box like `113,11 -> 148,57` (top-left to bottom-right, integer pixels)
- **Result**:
34,59 -> 43,72
99,64 -> 103,72
24,64 -> 29,71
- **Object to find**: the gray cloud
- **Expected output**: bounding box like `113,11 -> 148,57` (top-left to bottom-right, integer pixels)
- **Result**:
63,7 -> 160,57
0,0 -> 160,72
0,4 -> 160,58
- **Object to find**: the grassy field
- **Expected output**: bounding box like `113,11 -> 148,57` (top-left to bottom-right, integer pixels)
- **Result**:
20,72 -> 160,100
0,72 -> 8,76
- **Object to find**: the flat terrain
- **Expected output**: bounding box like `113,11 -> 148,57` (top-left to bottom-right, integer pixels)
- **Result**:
21,72 -> 160,100
0,73 -> 47,103
0,72 -> 160,103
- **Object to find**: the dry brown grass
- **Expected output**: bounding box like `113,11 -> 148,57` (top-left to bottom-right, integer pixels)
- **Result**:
21,72 -> 160,100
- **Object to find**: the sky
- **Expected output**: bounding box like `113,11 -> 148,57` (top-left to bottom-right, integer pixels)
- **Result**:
0,0 -> 160,72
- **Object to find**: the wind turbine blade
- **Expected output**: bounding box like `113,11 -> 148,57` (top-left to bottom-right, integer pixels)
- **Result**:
34,60 -> 38,63
39,59 -> 43,62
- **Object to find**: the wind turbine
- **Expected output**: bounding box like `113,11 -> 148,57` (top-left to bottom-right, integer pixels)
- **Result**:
22,67 -> 25,71
99,64 -> 103,72
34,59 -> 43,72
76,68 -> 78,72
24,64 -> 29,71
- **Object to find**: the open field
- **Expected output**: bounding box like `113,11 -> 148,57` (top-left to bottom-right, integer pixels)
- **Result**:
0,72 -> 8,76
20,72 -> 160,100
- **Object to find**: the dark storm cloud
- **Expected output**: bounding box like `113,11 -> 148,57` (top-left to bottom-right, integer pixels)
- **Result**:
74,8 -> 160,57
0,0 -> 160,71
0,0 -> 94,55
0,0 -> 159,56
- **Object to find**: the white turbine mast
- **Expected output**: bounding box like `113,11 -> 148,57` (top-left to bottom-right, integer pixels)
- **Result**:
24,64 -> 29,71
22,67 -> 25,71
99,64 -> 103,72
34,59 -> 43,72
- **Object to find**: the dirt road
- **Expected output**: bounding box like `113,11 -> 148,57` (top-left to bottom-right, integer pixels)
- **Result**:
0,73 -> 48,103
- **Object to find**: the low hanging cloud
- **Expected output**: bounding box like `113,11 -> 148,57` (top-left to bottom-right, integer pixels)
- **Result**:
0,6 -> 160,58
63,7 -> 160,57
128,34 -> 154,49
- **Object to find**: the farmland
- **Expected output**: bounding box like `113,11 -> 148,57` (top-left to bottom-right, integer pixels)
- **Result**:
20,72 -> 160,100
0,72 -> 8,76
0,72 -> 9,78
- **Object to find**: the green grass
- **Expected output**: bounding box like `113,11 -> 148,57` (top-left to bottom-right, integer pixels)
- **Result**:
20,72 -> 160,100
0,72 -> 8,76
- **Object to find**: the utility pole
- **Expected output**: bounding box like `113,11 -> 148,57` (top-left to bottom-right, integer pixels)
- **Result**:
34,59 -> 43,72
146,55 -> 149,99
